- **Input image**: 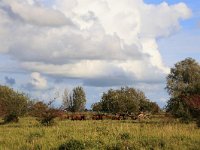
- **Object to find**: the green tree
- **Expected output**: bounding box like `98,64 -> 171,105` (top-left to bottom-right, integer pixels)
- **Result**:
61,87 -> 87,112
0,85 -> 28,122
166,58 -> 200,119
96,87 -> 150,114
92,87 -> 160,114
91,102 -> 102,112
166,58 -> 200,97
139,99 -> 160,114
71,86 -> 86,112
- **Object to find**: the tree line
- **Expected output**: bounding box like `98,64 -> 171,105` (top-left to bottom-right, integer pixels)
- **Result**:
0,57 -> 199,126
0,85 -> 160,124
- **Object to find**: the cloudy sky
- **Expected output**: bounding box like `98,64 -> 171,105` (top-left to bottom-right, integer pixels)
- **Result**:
0,0 -> 199,108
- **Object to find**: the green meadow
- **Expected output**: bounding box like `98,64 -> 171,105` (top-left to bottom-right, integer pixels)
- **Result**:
0,115 -> 199,150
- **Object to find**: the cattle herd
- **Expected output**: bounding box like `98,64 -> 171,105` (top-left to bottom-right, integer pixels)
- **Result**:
58,112 -> 149,121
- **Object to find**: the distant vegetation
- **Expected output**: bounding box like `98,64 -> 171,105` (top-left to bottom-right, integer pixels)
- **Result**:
91,87 -> 160,114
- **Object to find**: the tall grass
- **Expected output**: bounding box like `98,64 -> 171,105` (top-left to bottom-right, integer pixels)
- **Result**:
0,116 -> 199,150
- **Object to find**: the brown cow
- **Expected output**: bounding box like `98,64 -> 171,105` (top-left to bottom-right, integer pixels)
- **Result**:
57,111 -> 70,120
104,114 -> 112,120
71,114 -> 86,120
119,113 -> 126,120
92,114 -> 105,120
111,114 -> 121,120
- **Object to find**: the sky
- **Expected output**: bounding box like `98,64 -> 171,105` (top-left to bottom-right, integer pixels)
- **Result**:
0,0 -> 199,108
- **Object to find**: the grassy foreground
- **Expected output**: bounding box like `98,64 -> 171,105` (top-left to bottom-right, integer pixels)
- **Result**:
0,116 -> 200,150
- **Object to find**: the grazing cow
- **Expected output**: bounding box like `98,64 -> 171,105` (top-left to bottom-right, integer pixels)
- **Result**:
137,112 -> 149,121
137,113 -> 144,121
103,114 -> 112,120
102,113 -> 127,120
128,112 -> 146,120
111,114 -> 120,120
129,115 -> 137,120
116,113 -> 129,120
57,111 -> 70,120
71,114 -> 86,120
119,113 -> 126,120
62,114 -> 70,120
92,114 -> 104,120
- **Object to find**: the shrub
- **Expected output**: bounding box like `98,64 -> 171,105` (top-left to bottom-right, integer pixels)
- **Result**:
28,101 -> 48,117
31,101 -> 59,126
3,113 -> 19,123
37,108 -> 58,126
59,139 -> 85,150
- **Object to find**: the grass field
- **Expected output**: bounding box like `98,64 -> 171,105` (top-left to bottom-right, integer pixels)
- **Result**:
0,116 -> 200,150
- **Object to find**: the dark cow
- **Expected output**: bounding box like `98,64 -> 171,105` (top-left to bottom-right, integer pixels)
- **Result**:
119,113 -> 126,120
57,111 -> 70,120
127,113 -> 137,120
111,114 -> 120,120
92,114 -> 105,120
71,114 -> 86,120
116,113 -> 128,120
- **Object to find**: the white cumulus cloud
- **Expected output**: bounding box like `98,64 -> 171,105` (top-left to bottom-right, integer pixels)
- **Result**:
0,0 -> 192,86
30,72 -> 47,89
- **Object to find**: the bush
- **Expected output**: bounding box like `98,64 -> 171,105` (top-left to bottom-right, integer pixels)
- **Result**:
59,139 -> 85,150
3,113 -> 19,123
37,108 -> 58,126
28,101 -> 48,117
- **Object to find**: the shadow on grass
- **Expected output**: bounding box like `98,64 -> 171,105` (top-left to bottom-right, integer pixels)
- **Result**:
0,122 -> 5,125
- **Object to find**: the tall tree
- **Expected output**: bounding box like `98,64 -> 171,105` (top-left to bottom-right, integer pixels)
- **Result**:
62,89 -> 73,111
166,58 -> 200,96
166,58 -> 200,118
61,87 -> 87,112
71,86 -> 87,112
